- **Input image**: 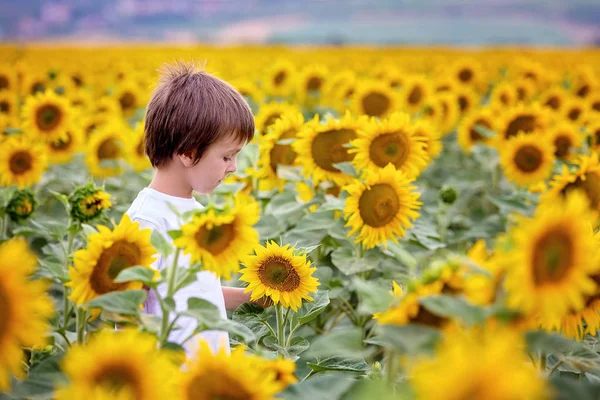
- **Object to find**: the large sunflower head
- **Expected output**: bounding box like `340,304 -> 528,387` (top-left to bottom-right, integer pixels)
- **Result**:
351,79 -> 400,119
295,64 -> 328,104
503,190 -> 598,323
457,107 -> 497,153
68,182 -> 112,224
499,132 -> 555,187
539,86 -> 568,112
85,121 -> 128,178
541,153 -> 600,217
173,194 -> 260,280
343,163 -> 422,249
181,340 -> 281,400
240,241 -> 319,311
497,102 -> 549,141
548,121 -> 584,161
114,83 -> 145,117
401,75 -> 432,113
21,90 -> 73,142
0,238 -> 54,391
67,214 -> 158,306
263,59 -> 297,97
562,96 -> 588,125
292,112 -> 369,186
55,329 -> 180,400
349,111 -> 430,179
255,101 -> 299,135
256,112 -> 304,190
0,136 -> 48,189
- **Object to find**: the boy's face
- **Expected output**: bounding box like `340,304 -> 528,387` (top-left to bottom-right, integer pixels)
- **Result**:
181,134 -> 244,194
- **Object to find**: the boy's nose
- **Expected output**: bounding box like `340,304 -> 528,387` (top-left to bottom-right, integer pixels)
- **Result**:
228,159 -> 237,174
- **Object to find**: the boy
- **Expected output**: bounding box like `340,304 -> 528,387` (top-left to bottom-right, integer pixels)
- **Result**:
126,61 -> 260,355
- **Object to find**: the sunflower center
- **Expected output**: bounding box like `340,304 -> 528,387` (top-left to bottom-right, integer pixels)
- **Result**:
80,196 -> 106,216
97,138 -> 121,160
470,119 -> 492,142
263,113 -> 282,133
311,128 -> 357,172
93,363 -> 142,398
561,172 -> 600,210
90,241 -> 142,294
458,96 -> 468,112
0,101 -> 10,113
577,84 -> 590,98
119,92 -> 136,111
0,283 -> 10,342
31,81 -> 45,95
362,92 -> 390,117
274,71 -> 287,86
0,75 -> 8,90
554,136 -> 571,158
506,114 -> 536,139
499,92 -> 510,106
195,223 -> 235,256
532,229 -> 573,285
258,257 -> 300,292
269,131 -> 297,173
407,86 -> 423,106
358,183 -> 399,228
35,104 -> 63,132
9,151 -> 33,175
186,371 -> 252,400
306,76 -> 323,92
369,132 -> 410,168
514,145 -> 542,173
592,101 -> 600,112
458,69 -> 473,83
568,108 -> 582,122
545,96 -> 560,110
50,132 -> 73,151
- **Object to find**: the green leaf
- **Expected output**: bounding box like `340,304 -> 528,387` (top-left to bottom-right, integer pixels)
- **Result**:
419,294 -> 488,325
365,325 -> 441,354
232,303 -> 270,340
212,319 -> 256,343
352,278 -> 395,316
331,247 -> 379,275
276,165 -> 303,182
473,124 -> 497,138
151,230 -> 173,257
297,291 -> 330,325
291,210 -> 337,233
38,258 -> 68,281
526,331 -> 600,374
81,223 -> 98,236
549,375 -> 600,400
113,266 -> 157,286
384,241 -> 417,269
332,162 -> 358,177
307,356 -> 369,373
84,290 -> 147,315
265,191 -> 308,219
263,336 -> 310,359
282,372 -> 355,400
306,327 -> 367,359
168,230 -> 183,240
49,189 -> 70,212
487,194 -> 534,216
181,297 -> 222,326
10,354 -> 67,398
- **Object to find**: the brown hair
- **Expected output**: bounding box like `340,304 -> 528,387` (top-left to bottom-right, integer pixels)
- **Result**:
144,61 -> 254,167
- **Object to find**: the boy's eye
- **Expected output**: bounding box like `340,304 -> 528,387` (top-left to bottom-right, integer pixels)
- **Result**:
224,157 -> 231,162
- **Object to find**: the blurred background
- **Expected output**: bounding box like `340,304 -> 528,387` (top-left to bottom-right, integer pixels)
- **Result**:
1,0 -> 599,46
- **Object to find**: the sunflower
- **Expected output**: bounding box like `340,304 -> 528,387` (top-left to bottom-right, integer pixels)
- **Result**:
588,119 -> 600,152
94,96 -> 123,123
128,121 -> 151,172
454,86 -> 480,116
433,76 -> 458,93
68,183 -> 112,224
173,195 -> 260,280
499,133 -> 555,187
295,64 -> 328,105
351,79 -> 400,119
240,241 -> 319,311
254,102 -> 298,134
0,136 -> 48,188
48,125 -> 83,165
180,340 -> 281,400
496,102 -> 549,141
409,325 -> 548,400
0,91 -> 17,124
344,163 -> 421,249
0,64 -> 17,92
541,153 -> 600,219
231,78 -> 265,104
350,111 -> 429,179
322,69 -> 357,107
587,93 -> 600,115
488,81 -> 518,109
6,188 -> 37,222
19,71 -> 48,96
261,358 -> 298,390
293,111 -> 369,186
421,92 -> 460,134
69,88 -> 94,112
256,112 -> 303,190
539,86 -> 568,113
263,59 -> 296,98
462,240 -> 504,306
400,75 -> 431,114
514,58 -> 552,90
55,329 -> 179,400
67,214 -> 158,306
547,121 -> 583,161
562,96 -> 588,125
85,121 -> 128,177
457,107 -> 496,153
0,238 -> 54,391
114,83 -> 145,117
503,191 -> 598,323
514,78 -> 538,103
411,119 -> 442,160
21,90 -> 73,142
447,57 -> 486,89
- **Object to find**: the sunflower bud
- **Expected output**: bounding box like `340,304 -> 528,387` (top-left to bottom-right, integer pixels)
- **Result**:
439,186 -> 457,205
68,183 -> 112,224
6,189 -> 37,222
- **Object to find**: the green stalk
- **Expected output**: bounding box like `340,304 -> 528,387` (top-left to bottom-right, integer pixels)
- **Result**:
276,304 -> 286,350
160,249 -> 181,343
1,213 -> 8,239
61,227 -> 76,331
76,308 -> 86,344
166,249 -> 181,298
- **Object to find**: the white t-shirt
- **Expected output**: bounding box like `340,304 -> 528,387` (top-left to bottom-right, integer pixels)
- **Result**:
126,187 -> 230,355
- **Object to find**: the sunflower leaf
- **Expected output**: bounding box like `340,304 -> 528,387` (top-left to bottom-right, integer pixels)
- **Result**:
282,372 -> 356,400
81,223 -> 98,236
84,290 -> 147,316
331,247 -> 379,276
419,294 -> 488,325
113,266 -> 157,286
212,319 -> 256,344
307,356 -> 369,373
332,162 -> 358,177
9,354 -> 67,398
150,230 -> 173,257
364,325 -> 441,354
297,291 -> 330,325
182,297 -> 222,326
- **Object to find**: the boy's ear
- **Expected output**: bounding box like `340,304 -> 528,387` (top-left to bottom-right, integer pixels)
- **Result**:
178,151 -> 196,167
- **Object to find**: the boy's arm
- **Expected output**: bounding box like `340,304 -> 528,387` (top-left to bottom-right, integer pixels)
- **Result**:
222,287 -> 272,310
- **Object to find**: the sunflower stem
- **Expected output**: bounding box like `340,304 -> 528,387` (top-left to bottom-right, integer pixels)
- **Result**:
166,249 -> 181,298
76,308 -> 86,344
260,320 -> 277,338
276,304 -> 286,351
549,360 -> 563,377
61,227 -> 76,331
385,349 -> 396,385
1,213 -> 8,239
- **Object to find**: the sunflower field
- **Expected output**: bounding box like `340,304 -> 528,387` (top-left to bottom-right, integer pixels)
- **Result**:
1,44 -> 600,399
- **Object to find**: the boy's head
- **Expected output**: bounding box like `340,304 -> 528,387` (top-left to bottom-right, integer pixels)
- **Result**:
145,61 -> 254,194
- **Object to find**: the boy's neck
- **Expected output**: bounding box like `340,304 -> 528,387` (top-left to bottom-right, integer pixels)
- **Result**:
148,167 -> 194,199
